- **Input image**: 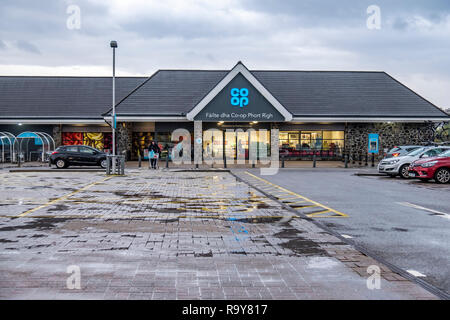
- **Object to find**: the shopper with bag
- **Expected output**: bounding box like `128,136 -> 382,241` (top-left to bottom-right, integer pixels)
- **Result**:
148,141 -> 161,169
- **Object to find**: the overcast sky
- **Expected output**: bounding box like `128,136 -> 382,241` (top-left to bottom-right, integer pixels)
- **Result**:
0,0 -> 449,109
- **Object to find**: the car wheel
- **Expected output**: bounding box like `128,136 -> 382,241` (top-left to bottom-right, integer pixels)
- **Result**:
100,159 -> 107,169
399,164 -> 410,179
55,159 -> 67,169
434,168 -> 450,184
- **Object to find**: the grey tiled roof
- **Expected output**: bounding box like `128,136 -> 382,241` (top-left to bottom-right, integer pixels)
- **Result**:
0,76 -> 146,119
1,70 -> 448,120
110,70 -> 448,118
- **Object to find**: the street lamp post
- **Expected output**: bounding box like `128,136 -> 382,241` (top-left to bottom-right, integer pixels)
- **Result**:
110,40 -> 117,157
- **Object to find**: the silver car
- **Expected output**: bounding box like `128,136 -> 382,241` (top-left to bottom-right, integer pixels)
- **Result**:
378,146 -> 450,178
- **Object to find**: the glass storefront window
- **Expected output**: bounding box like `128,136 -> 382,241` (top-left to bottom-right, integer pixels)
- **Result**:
132,132 -> 153,159
205,129 -> 270,160
280,130 -> 344,155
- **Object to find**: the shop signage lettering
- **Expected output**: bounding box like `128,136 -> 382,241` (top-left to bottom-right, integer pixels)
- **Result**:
205,112 -> 274,120
230,88 -> 249,107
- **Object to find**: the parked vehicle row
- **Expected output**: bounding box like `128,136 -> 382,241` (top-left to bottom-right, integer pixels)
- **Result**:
378,145 -> 450,183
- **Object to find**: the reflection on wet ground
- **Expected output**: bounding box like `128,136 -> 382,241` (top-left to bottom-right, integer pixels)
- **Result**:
0,170 -> 437,300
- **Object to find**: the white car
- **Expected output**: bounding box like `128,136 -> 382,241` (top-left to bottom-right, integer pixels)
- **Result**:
378,146 -> 450,178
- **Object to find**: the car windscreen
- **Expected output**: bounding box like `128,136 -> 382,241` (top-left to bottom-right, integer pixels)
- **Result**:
406,147 -> 426,156
438,149 -> 450,157
388,147 -> 401,153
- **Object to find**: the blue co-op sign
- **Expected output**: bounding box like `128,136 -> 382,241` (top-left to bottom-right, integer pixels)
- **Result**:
230,88 -> 249,107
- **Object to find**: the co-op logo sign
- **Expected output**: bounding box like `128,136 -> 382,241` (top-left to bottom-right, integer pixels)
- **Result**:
230,88 -> 249,107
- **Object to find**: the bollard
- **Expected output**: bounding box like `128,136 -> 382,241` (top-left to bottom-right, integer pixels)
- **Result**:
371,154 -> 375,167
344,154 -> 348,168
138,155 -> 141,168
106,155 -> 125,175
313,153 -> 316,168
166,154 -> 169,168
223,154 -> 227,169
281,156 -> 285,168
365,154 -> 368,166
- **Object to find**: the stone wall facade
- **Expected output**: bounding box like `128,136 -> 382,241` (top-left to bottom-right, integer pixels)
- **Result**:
345,122 -> 435,161
52,125 -> 62,147
117,122 -> 133,160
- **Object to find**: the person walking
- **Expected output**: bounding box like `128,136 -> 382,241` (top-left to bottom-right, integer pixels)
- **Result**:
148,140 -> 161,169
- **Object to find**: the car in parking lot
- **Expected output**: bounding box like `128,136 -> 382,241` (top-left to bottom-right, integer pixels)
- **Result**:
49,145 -> 107,169
378,146 -> 450,178
384,145 -> 421,158
408,149 -> 450,183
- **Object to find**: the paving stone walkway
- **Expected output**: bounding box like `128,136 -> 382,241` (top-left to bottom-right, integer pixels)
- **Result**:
0,169 -> 437,299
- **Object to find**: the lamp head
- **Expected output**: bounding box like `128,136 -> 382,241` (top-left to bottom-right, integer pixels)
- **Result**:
110,41 -> 118,48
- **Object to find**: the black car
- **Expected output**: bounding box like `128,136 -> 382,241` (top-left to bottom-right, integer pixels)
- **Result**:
49,145 -> 107,169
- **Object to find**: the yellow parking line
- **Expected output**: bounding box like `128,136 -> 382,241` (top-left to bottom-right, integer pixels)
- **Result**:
17,176 -> 112,217
244,172 -> 348,218
293,205 -> 318,209
307,209 -> 331,217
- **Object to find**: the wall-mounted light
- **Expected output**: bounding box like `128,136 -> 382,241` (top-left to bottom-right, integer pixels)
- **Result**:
18,123 -> 22,126
251,121 -> 258,124
218,121 -> 224,125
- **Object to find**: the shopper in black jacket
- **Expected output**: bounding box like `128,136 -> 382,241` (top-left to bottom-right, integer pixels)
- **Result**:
148,141 -> 161,169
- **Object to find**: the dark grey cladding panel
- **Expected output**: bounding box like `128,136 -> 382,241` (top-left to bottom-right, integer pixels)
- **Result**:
193,73 -> 285,122
278,123 -> 345,131
155,122 -> 194,132
0,124 -> 54,136
203,122 -> 271,130
0,77 -> 146,119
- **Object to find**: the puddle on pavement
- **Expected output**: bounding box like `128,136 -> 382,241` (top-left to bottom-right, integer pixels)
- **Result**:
47,204 -> 70,212
0,217 -> 70,232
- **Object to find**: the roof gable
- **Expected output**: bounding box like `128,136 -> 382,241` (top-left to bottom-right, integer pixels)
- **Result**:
187,62 -> 292,121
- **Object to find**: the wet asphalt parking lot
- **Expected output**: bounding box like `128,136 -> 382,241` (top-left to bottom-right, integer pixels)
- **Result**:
245,168 -> 450,294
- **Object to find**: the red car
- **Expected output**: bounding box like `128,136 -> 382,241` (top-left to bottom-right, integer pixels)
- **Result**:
409,149 -> 450,183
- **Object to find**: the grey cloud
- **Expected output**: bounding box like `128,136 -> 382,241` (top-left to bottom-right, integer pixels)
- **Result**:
15,40 -> 40,54
0,0 -> 448,108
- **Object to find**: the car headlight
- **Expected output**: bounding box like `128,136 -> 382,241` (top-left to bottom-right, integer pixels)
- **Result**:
386,159 -> 400,165
421,161 -> 437,168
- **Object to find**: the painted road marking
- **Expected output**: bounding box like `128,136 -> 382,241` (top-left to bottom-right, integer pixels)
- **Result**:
17,176 -> 112,217
396,202 -> 450,220
406,269 -> 426,277
244,172 -> 348,218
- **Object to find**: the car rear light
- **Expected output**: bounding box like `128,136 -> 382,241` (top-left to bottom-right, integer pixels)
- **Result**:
392,153 -> 400,157
51,151 -> 58,155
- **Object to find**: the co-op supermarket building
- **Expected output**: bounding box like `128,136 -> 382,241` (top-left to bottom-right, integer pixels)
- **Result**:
0,62 -> 449,162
